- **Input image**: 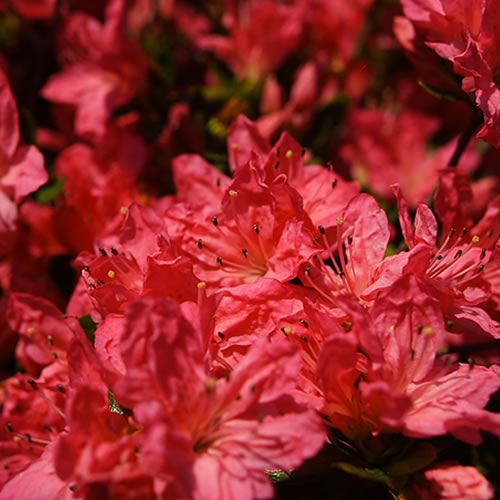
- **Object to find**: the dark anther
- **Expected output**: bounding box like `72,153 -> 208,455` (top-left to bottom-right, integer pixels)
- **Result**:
242,248 -> 248,258
97,279 -> 105,286
410,349 -> 415,361
300,335 -> 309,343
47,336 -> 53,345
216,178 -> 221,187
449,228 -> 457,238
89,283 -> 96,290
276,147 -> 281,156
487,228 -> 494,238
460,227 -> 469,238
454,250 -> 463,259
217,256 -> 223,266
281,327 -> 288,336
56,384 -> 66,393
436,255 -> 443,260
305,265 -> 311,275
274,161 -> 280,169
111,247 -> 118,256
6,422 -> 13,433
98,248 -> 107,256
197,239 -> 203,249
318,225 -> 325,235
69,484 -> 77,492
253,224 -> 260,234
347,235 -> 353,245
217,332 -> 225,340
341,321 -> 352,332
480,248 -> 487,259
27,379 -> 37,388
478,264 -> 485,273
299,319 -> 309,328
83,266 -> 90,274
446,320 -> 455,331
211,216 -> 219,227
332,178 -> 338,189
417,324 -> 424,334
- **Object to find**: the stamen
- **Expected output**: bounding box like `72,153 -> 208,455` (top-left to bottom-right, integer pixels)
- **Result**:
27,380 -> 65,419
197,282 -> 206,306
98,248 -> 107,256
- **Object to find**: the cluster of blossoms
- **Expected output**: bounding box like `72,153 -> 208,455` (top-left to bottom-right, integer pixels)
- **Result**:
1,0 -> 500,499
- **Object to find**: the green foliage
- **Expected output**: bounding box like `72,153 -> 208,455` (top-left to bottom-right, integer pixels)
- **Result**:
79,314 -> 97,346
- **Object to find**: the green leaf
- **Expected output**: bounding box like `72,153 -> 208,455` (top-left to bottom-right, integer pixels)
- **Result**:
417,80 -> 458,102
79,314 -> 97,346
36,177 -> 65,204
108,390 -> 125,415
385,442 -> 437,477
332,462 -> 390,484
266,470 -> 291,483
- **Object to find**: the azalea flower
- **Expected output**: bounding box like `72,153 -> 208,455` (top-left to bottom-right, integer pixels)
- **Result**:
0,71 -> 46,256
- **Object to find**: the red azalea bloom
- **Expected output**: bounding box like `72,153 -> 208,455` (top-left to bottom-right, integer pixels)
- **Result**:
0,0 -> 56,19
318,274 -> 500,444
42,0 -> 147,141
76,203 -> 199,316
112,297 -> 326,500
196,0 -> 304,81
400,0 -> 500,147
0,71 -> 46,255
394,174 -> 500,338
166,160 -> 320,288
410,463 -> 494,500
340,107 -> 478,205
229,115 -> 360,228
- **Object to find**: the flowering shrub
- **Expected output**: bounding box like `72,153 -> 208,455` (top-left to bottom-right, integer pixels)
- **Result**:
1,1 -> 500,499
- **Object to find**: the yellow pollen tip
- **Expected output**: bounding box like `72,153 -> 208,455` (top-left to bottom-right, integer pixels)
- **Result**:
336,217 -> 345,225
13,436 -> 21,442
120,206 -> 129,215
107,270 -> 115,279
229,189 -> 238,198
283,326 -> 293,335
197,281 -> 207,289
472,235 -> 480,243
285,150 -> 293,159
231,143 -> 239,150
205,378 -> 217,393
423,326 -> 434,336
27,327 -> 35,335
